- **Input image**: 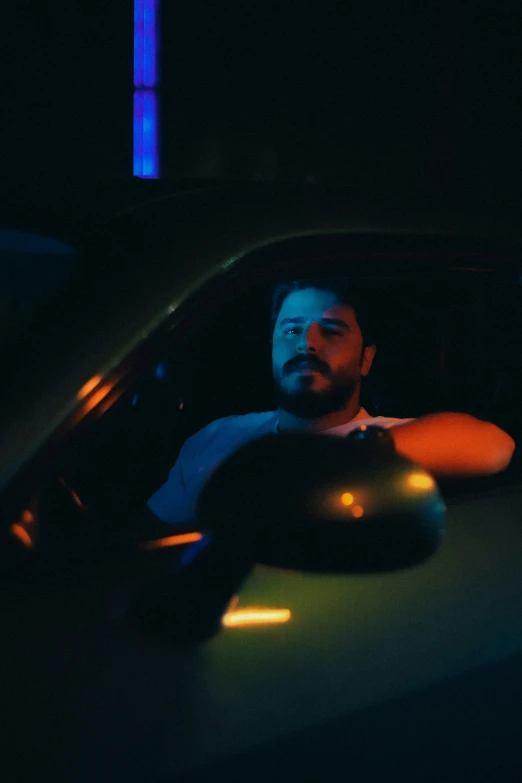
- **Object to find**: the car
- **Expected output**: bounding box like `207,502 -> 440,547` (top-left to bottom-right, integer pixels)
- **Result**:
1,181 -> 522,782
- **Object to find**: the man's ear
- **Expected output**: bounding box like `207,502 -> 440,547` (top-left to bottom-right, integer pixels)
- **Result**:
361,344 -> 377,377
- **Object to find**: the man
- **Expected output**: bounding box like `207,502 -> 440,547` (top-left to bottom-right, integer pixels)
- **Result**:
146,277 -> 516,527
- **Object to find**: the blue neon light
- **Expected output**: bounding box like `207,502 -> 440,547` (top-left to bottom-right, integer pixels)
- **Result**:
143,0 -> 157,87
134,0 -> 159,177
134,0 -> 157,88
133,92 -> 144,169
133,91 -> 158,178
133,0 -> 145,87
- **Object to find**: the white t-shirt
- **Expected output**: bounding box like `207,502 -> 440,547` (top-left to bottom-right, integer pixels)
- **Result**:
147,407 -> 414,524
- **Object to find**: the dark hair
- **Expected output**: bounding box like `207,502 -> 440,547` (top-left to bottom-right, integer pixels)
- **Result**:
270,277 -> 375,347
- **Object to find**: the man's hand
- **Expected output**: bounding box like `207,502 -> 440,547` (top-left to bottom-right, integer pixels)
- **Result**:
390,412 -> 516,479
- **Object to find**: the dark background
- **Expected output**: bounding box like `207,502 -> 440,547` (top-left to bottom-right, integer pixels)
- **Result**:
3,1 -> 522,213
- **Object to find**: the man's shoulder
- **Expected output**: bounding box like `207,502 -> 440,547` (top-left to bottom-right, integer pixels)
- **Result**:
187,411 -> 278,451
204,410 -> 277,432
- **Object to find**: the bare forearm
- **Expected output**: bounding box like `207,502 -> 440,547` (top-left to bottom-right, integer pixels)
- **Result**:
390,412 -> 516,478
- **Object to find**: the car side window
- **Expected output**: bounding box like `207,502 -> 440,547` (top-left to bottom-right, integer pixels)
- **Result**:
33,270 -> 522,552
34,285 -> 275,544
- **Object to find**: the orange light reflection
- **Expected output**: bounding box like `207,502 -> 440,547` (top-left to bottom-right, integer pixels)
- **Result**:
140,532 -> 203,550
352,505 -> 364,518
341,492 -> 354,506
58,478 -> 87,510
10,523 -> 33,549
227,595 -> 240,613
21,509 -> 35,524
223,608 -> 291,627
77,375 -> 103,400
70,490 -> 86,510
82,383 -> 113,414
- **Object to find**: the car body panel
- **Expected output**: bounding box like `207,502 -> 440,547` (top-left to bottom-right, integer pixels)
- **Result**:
3,487 -> 522,780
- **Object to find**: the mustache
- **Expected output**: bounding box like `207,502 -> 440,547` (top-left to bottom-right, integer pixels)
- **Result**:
284,356 -> 330,375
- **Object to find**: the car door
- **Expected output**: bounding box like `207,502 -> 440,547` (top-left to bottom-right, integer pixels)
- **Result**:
1,184 -> 522,782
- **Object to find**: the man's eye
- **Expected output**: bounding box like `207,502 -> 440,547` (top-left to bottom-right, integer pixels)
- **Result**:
283,327 -> 343,336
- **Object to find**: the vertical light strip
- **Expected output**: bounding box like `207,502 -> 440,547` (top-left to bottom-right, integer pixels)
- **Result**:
134,0 -> 159,178
143,0 -> 157,87
142,91 -> 158,176
133,92 -> 144,177
134,0 -> 145,88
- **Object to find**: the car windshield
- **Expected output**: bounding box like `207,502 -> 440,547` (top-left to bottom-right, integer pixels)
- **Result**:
0,229 -> 79,351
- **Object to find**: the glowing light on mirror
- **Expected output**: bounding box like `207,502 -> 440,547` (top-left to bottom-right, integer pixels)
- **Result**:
341,492 -> 354,506
351,505 -> 364,518
140,532 -> 204,550
222,608 -> 291,627
77,375 -> 102,400
10,523 -> 33,549
21,510 -> 35,524
408,472 -> 435,490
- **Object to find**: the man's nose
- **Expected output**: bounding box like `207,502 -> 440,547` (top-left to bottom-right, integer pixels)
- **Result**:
297,322 -> 321,352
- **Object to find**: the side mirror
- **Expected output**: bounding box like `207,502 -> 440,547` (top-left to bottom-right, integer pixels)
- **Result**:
199,426 -> 445,572
132,427 -> 446,644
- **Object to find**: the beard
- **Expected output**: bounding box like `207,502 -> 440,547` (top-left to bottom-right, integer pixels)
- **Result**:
273,371 -> 359,419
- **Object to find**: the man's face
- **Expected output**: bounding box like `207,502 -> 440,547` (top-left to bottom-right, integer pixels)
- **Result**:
271,288 -> 376,419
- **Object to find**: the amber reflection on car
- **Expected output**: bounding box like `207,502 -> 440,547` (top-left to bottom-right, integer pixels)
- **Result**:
222,608 -> 292,627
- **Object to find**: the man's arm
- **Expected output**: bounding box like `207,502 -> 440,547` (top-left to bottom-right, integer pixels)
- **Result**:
390,412 -> 516,478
